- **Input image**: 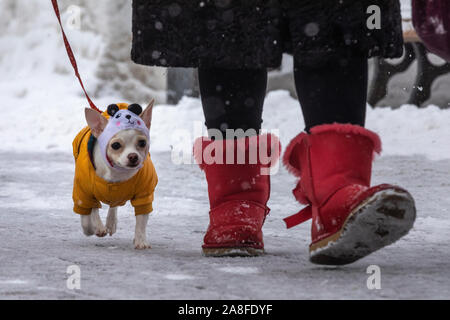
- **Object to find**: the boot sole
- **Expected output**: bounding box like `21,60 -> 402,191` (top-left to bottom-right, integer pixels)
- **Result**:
202,247 -> 265,257
309,189 -> 416,265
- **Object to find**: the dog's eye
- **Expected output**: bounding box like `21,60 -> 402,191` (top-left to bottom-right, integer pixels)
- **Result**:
111,142 -> 121,150
138,140 -> 147,148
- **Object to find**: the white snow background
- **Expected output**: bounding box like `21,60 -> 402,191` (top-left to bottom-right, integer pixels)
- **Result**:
0,0 -> 449,299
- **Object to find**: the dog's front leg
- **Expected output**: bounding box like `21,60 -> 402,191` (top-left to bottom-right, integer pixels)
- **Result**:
81,214 -> 95,236
91,208 -> 107,237
134,214 -> 150,249
105,207 -> 118,236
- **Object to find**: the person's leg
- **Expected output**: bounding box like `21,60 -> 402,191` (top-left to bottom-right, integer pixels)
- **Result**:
195,68 -> 280,256
198,68 -> 267,137
294,55 -> 368,132
284,55 -> 415,265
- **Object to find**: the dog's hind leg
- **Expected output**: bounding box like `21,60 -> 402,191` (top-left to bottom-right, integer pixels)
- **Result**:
106,207 -> 118,236
91,208 -> 107,237
134,214 -> 150,249
81,213 -> 95,236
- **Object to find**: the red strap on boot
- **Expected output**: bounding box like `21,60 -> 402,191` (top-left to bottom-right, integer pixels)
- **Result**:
283,206 -> 312,229
51,0 -> 102,113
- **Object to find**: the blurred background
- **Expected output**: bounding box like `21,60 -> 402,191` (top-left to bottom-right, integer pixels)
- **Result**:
2,0 -> 449,108
0,0 -> 449,158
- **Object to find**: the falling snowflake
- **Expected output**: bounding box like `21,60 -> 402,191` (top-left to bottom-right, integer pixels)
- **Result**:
304,22 -> 319,37
155,21 -> 163,31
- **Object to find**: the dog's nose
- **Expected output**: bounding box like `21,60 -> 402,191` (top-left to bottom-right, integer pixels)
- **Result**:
126,114 -> 131,120
128,153 -> 139,164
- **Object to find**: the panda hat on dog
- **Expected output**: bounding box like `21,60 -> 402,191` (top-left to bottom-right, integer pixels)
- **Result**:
97,103 -> 150,171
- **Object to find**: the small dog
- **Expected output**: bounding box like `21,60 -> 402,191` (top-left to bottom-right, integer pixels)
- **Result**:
72,101 -> 157,249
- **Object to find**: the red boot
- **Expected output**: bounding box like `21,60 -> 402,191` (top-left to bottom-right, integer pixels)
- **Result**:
194,134 -> 280,256
283,124 -> 416,265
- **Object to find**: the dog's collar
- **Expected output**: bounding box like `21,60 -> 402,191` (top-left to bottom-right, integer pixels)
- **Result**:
105,154 -> 115,169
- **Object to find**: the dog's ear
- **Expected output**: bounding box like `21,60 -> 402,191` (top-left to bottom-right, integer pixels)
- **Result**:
140,99 -> 154,130
85,108 -> 108,138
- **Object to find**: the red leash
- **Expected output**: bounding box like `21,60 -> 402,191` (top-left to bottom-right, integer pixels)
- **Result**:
51,0 -> 102,113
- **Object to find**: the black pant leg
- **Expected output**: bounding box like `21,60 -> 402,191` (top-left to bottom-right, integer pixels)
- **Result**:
294,55 -> 368,132
198,68 -> 267,138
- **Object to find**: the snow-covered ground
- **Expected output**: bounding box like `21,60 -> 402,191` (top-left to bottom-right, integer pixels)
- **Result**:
1,0 -> 450,300
0,146 -> 449,299
1,86 -> 450,299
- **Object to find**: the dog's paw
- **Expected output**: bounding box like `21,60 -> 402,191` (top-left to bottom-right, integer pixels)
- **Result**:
81,215 -> 95,236
105,217 -> 117,236
83,228 -> 95,236
134,238 -> 151,250
95,226 -> 108,237
135,242 -> 151,249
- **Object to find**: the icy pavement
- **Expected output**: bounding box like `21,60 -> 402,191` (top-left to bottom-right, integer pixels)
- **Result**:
0,151 -> 449,300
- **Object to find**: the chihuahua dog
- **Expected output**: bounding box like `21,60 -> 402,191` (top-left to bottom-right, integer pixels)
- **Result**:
72,101 -> 158,249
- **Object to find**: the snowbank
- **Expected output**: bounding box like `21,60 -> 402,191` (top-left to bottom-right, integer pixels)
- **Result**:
1,83 -> 450,162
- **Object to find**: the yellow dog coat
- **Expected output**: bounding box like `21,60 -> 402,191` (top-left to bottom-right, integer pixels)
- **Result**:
72,103 -> 158,216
